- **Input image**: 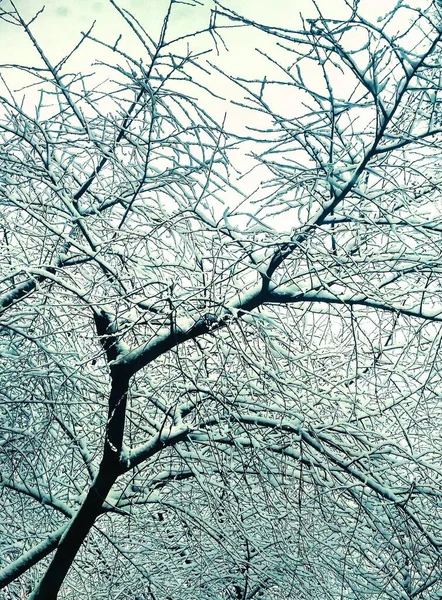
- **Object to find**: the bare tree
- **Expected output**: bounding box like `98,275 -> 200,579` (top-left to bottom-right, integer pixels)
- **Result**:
2,0 -> 442,598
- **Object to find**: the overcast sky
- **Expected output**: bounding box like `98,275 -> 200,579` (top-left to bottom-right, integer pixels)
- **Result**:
0,0 -> 434,240
0,0 -> 412,104
1,0 -> 400,71
1,0 -> 406,130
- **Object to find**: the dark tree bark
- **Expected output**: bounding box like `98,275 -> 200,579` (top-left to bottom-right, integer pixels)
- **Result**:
29,373 -> 129,600
28,466 -> 116,600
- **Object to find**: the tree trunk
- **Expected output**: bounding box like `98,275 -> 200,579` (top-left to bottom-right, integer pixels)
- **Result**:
28,462 -> 117,600
28,374 -> 129,599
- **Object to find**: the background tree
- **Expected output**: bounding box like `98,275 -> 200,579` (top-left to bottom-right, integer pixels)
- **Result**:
2,0 -> 442,598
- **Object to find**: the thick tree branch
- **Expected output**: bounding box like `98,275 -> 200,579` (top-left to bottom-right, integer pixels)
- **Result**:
0,526 -> 66,589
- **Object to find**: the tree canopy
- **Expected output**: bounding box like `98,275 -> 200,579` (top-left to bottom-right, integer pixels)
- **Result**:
2,1 -> 442,598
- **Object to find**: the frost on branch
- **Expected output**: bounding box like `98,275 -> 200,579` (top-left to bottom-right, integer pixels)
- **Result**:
2,1 -> 442,599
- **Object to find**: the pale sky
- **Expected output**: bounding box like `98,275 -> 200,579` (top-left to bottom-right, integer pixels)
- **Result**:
0,1 -> 306,116
0,0 -> 429,207
1,0 -> 398,74
0,0 -> 412,112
